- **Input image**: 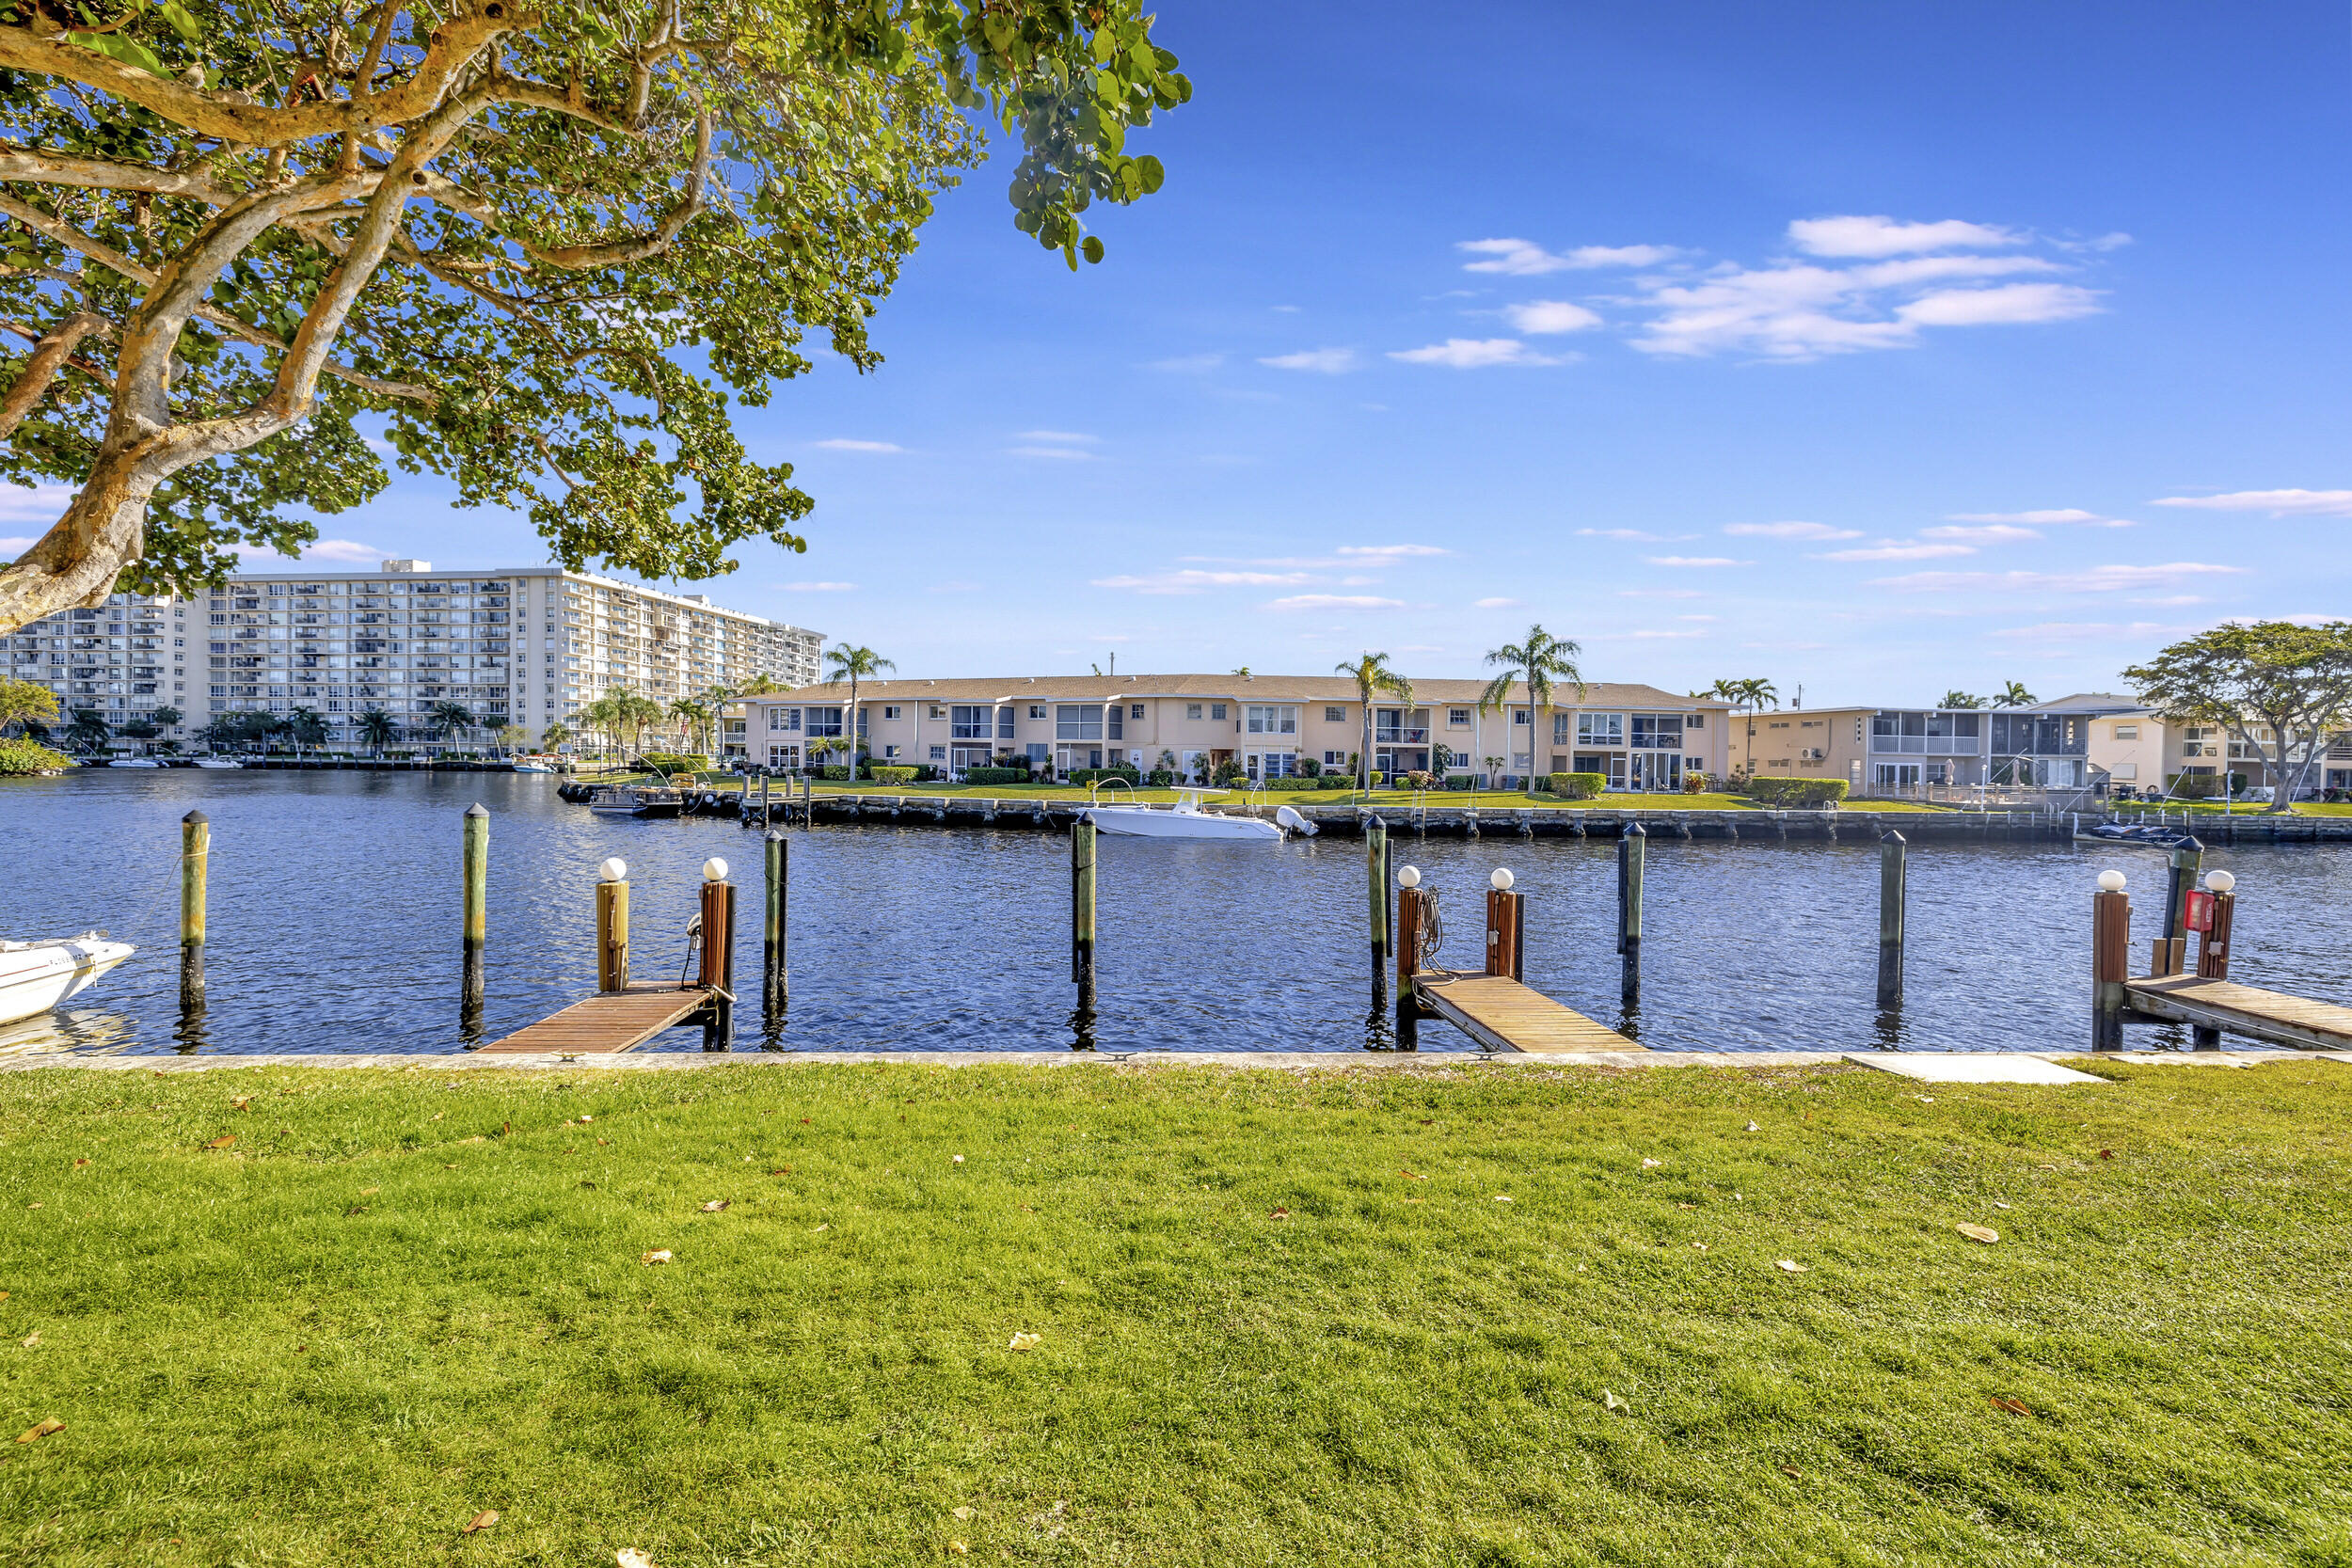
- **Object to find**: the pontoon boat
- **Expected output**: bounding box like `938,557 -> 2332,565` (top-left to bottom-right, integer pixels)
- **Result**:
0,934 -> 135,1026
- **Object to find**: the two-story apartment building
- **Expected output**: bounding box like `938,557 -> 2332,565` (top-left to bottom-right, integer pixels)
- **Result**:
739,674 -> 1734,788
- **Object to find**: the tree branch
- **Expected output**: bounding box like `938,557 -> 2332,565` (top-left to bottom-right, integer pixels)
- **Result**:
0,9 -> 532,148
0,309 -> 112,435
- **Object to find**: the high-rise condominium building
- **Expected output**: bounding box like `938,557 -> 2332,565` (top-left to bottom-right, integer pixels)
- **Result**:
3,560 -> 819,748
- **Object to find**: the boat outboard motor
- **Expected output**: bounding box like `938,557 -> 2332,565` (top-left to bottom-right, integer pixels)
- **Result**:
1273,804 -> 1317,837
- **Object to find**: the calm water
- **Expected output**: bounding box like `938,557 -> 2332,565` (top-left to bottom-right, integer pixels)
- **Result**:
5,771 -> 2349,1055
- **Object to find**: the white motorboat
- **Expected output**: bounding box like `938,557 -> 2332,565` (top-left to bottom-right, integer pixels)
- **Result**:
512,759 -> 558,773
108,757 -> 163,768
190,757 -> 241,768
0,934 -> 136,1026
1084,786 -> 1315,841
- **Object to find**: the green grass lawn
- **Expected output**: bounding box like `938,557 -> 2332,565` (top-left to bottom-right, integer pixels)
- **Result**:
2109,800 -> 2352,818
4,1060 -> 2348,1566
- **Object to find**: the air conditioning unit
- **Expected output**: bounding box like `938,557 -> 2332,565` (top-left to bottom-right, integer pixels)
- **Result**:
1800,748 -> 1824,762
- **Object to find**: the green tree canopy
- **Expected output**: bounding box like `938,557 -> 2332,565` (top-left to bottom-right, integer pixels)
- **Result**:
0,0 -> 1189,633
2124,620 -> 2352,813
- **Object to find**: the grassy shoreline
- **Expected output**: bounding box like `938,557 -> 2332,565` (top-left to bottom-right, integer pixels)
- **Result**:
4,1060 -> 2347,1564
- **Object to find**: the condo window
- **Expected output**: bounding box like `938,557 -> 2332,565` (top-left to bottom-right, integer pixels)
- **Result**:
1028,705 -> 1046,720
1326,705 -> 1346,722
1056,704 -> 1104,740
882,705 -> 901,721
1187,704 -> 1203,721
805,705 -> 842,736
1578,712 -> 1625,748
1211,704 -> 1227,721
1246,705 -> 1299,736
2114,724 -> 2138,740
1449,708 -> 1470,726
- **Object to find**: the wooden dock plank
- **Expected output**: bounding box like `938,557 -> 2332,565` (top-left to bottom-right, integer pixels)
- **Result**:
2123,974 -> 2352,1053
1412,972 -> 1643,1053
481,983 -> 711,1053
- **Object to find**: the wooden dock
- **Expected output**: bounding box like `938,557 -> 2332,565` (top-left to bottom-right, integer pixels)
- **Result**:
479,983 -> 714,1054
1411,971 -> 1643,1053
2123,974 -> 2352,1053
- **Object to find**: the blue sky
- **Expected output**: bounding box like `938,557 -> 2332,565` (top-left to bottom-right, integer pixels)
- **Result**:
47,1 -> 2352,702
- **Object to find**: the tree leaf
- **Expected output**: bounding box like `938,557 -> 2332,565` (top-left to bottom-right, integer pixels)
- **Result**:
157,0 -> 200,41
461,1510 -> 499,1533
1956,1224 -> 2000,1243
66,30 -> 168,79
15,1418 -> 63,1444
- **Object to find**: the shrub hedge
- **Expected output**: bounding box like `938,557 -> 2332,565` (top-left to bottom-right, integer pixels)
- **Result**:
868,766 -> 919,785
0,736 -> 73,775
819,766 -> 850,781
638,752 -> 710,775
1541,772 -> 1606,800
961,767 -> 1033,784
1744,776 -> 1850,807
1070,767 -> 1140,786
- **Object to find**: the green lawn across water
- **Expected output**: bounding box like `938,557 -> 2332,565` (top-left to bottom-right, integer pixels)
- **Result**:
734,782 -> 1958,813
3,1059 -> 2348,1565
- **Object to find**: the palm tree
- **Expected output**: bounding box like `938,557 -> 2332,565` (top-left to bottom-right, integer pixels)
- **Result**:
1479,624 -> 1585,797
150,705 -> 182,731
1335,652 -> 1414,793
1998,681 -> 2037,708
357,708 -> 399,757
668,697 -> 712,757
739,673 -> 783,697
1939,690 -> 1985,709
823,642 -> 896,773
539,721 -> 571,753
495,723 -> 529,756
428,699 -> 477,752
64,707 -> 112,753
285,706 -> 327,757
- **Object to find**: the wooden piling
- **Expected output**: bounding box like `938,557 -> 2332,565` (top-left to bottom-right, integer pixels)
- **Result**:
596,876 -> 630,993
762,829 -> 788,1016
178,809 -> 208,1013
1876,830 -> 1906,1009
1618,821 -> 1645,1006
1072,819 -> 1097,1017
2197,891 -> 2234,980
699,874 -> 736,1049
1485,887 -> 1524,982
1366,816 -> 1390,1011
759,772 -> 771,826
460,803 -> 487,1029
2092,885 -> 2129,1049
2163,836 -> 2204,952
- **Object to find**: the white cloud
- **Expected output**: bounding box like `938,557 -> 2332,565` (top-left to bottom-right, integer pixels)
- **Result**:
1388,338 -> 1558,369
1724,520 -> 1861,541
1008,446 -> 1095,461
1336,544 -> 1447,561
1264,594 -> 1406,611
814,437 -> 903,453
1787,215 -> 2026,258
784,581 -> 858,593
0,535 -> 36,556
1021,430 -> 1096,443
1814,542 -> 1978,562
1092,569 -> 1312,594
0,483 -> 73,525
1504,299 -> 1604,334
1920,523 -> 2040,544
2150,489 -> 2352,517
1645,555 -> 1749,567
1259,347 -> 1359,373
1947,508 -> 2133,527
1474,596 -> 1523,609
1457,239 -> 1677,275
1896,282 -> 2100,327
1871,562 -> 2250,594
1578,528 -> 1663,542
1148,353 -> 1225,373
234,538 -> 384,564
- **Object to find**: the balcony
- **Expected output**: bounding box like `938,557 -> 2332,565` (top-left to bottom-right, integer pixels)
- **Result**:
1375,727 -> 1430,744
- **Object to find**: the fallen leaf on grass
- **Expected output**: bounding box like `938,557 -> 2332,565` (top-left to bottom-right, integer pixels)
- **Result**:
358,1187 -> 379,1196
1744,1120 -> 1759,1132
72,1158 -> 87,1167
1994,1202 -> 2012,1211
1677,1202 -> 1696,1210
1399,1169 -> 1426,1180
461,1510 -> 499,1533
21,1332 -> 38,1348
1915,1096 -> 1934,1104
231,1097 -> 250,1111
1601,1389 -> 1629,1413
445,1164 -> 459,1170
1641,1158 -> 1661,1168
1991,1396 -> 2032,1416
617,1551 -> 655,1568
948,1543 -> 969,1556
701,1200 -> 729,1212
1779,1464 -> 1802,1479
431,1113 -> 443,1121
1493,1195 -> 1514,1204
1268,1207 -> 1290,1220
951,1154 -> 964,1164
812,1223 -> 830,1233
1775,1260 -> 1808,1274
579,1115 -> 593,1123
1956,1224 -> 2000,1244
2097,1148 -> 2114,1161
25,1203 -> 40,1211
344,1206 -> 368,1217
952,1506 -> 974,1521
1008,1332 -> 1041,1352
771,1167 -> 791,1177
641,1250 -> 673,1266
15,1419 -> 62,1444
1691,1243 -> 1708,1253
206,1135 -> 235,1149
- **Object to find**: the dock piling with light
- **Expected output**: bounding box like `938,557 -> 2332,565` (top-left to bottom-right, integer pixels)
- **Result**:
2157,835 -> 2204,976
179,809 -> 208,1014
2092,868 -> 2129,1049
596,857 -> 630,992
1485,867 -> 1523,981
698,857 -> 736,1050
